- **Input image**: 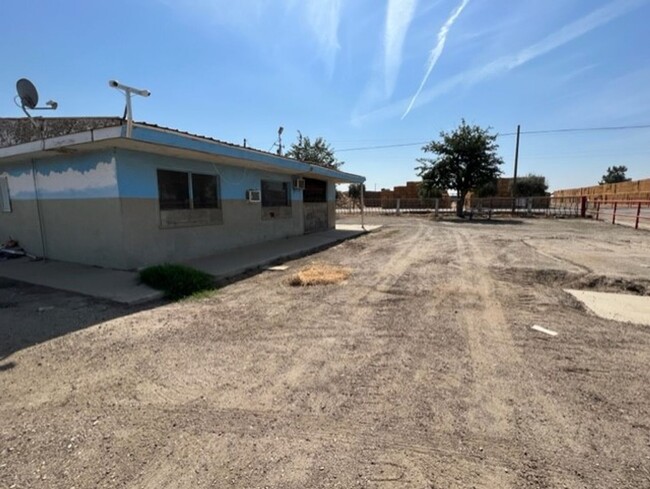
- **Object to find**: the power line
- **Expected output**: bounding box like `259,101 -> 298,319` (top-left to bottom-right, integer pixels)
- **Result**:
336,123 -> 650,152
337,141 -> 430,152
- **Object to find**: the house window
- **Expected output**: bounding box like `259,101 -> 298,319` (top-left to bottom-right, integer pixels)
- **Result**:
192,173 -> 220,209
261,180 -> 290,207
0,176 -> 11,213
303,178 -> 327,203
157,170 -> 220,210
158,170 -> 190,210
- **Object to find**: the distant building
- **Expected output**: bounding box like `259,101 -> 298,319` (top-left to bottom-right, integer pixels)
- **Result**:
553,178 -> 650,203
377,181 -> 451,208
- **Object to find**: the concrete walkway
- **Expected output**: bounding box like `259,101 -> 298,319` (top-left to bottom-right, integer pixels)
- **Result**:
0,224 -> 379,304
0,258 -> 163,304
184,224 -> 381,280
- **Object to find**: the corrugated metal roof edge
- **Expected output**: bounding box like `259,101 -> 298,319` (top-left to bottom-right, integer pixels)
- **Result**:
132,122 -> 364,183
0,118 -> 365,183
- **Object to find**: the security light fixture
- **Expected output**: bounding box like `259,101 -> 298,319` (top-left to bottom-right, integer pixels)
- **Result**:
108,79 -> 151,138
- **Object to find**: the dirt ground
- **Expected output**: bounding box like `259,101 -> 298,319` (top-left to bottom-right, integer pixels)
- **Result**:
1,216 -> 650,489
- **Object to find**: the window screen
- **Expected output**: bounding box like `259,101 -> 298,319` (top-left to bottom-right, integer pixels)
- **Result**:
192,173 -> 219,209
261,180 -> 289,207
157,170 -> 189,210
303,178 -> 327,203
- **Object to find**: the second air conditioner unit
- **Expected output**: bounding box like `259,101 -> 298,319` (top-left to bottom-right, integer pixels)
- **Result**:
293,177 -> 306,190
246,189 -> 261,203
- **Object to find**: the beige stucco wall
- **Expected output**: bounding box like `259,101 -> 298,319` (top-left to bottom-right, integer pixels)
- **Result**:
0,199 -> 43,256
37,198 -> 126,268
118,198 -> 304,269
303,202 -> 329,233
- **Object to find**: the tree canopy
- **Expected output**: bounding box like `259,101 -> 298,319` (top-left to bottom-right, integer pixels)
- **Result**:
348,183 -> 365,200
512,174 -> 549,197
600,165 -> 630,184
285,132 -> 343,169
417,120 -> 503,217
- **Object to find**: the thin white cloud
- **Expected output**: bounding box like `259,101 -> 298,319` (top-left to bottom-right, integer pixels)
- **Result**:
402,0 -> 470,119
384,0 -> 419,97
354,0 -> 645,124
159,0 -> 343,73
293,0 -> 343,74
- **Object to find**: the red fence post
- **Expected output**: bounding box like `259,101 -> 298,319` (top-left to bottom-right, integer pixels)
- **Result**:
635,202 -> 642,230
612,202 -> 617,224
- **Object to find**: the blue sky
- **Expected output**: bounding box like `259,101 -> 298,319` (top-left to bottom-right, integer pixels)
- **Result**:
2,0 -> 650,191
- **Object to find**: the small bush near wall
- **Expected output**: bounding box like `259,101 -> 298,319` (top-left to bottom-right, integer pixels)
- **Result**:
139,264 -> 215,300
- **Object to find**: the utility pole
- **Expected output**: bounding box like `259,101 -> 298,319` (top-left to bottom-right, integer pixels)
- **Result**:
511,124 -> 520,213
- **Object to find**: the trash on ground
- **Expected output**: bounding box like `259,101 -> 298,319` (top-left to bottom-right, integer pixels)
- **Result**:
531,324 -> 558,336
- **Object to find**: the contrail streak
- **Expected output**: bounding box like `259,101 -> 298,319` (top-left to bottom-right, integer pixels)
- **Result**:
402,0 -> 469,119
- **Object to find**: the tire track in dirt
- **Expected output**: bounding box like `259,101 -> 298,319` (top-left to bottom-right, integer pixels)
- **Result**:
521,239 -> 592,274
451,226 -> 593,488
127,220 -> 443,487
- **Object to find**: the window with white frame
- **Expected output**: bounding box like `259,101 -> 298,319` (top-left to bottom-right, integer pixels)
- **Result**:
0,176 -> 11,213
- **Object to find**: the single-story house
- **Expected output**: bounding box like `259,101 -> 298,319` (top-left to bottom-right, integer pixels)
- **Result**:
0,118 -> 365,270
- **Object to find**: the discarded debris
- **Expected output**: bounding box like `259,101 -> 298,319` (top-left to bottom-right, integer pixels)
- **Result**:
531,324 -> 558,336
0,238 -> 39,260
288,262 -> 351,286
266,265 -> 289,271
1,238 -> 26,260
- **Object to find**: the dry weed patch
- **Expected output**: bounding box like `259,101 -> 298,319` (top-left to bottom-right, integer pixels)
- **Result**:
288,262 -> 351,286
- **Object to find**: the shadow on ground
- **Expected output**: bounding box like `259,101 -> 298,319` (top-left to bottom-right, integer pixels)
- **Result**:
446,218 -> 526,225
0,277 -> 163,368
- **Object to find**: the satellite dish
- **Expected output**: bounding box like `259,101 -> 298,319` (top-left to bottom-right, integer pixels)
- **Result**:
14,78 -> 58,123
17,78 -> 39,110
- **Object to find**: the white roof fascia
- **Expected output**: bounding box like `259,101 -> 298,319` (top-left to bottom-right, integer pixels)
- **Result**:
0,126 -> 123,161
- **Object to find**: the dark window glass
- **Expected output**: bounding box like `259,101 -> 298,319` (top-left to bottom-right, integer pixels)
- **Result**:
303,178 -> 327,203
262,180 -> 289,207
192,173 -> 219,209
157,170 -> 189,210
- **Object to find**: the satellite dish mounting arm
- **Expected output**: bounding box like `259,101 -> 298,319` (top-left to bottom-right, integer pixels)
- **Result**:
15,78 -> 58,130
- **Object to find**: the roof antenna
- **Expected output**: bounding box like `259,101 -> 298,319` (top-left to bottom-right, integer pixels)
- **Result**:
108,80 -> 150,138
14,78 -> 58,129
277,126 -> 284,155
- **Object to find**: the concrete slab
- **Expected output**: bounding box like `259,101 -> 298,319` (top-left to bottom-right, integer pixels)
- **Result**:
0,224 -> 379,304
565,289 -> 650,326
0,258 -> 162,305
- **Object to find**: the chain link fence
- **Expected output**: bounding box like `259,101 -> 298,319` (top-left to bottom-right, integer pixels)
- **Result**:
337,196 -> 582,217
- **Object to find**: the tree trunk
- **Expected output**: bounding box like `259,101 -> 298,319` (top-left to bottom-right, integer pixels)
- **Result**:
456,192 -> 466,218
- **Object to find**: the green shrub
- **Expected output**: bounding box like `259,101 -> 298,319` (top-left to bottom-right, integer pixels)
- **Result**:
139,264 -> 215,300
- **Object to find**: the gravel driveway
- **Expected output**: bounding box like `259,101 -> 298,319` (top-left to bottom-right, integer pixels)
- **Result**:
1,216 -> 649,488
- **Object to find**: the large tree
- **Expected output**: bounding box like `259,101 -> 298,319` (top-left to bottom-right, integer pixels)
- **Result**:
417,120 -> 503,217
285,131 -> 343,169
512,174 -> 549,197
600,165 -> 630,184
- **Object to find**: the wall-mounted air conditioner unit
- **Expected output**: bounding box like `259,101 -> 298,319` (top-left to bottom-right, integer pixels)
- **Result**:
246,189 -> 261,203
293,177 -> 306,190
